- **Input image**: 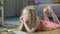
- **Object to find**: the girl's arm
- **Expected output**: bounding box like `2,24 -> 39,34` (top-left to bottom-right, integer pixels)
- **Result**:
18,16 -> 24,31
24,21 -> 40,33
18,23 -> 24,31
23,22 -> 36,33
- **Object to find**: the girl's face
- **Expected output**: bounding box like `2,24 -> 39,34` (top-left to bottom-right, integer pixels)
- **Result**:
22,7 -> 36,22
22,9 -> 29,16
22,9 -> 30,21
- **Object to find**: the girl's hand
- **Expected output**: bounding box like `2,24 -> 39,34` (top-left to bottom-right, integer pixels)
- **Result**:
19,16 -> 24,31
20,16 -> 24,23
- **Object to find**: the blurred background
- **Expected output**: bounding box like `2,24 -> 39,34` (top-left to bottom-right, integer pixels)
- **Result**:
0,0 -> 60,25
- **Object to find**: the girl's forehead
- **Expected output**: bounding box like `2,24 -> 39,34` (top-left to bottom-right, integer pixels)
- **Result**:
23,9 -> 28,13
22,9 -> 29,14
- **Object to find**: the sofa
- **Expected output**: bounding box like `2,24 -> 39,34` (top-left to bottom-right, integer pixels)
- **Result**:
35,4 -> 60,19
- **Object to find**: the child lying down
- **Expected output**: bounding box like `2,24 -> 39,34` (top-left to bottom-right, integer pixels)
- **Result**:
18,5 -> 60,33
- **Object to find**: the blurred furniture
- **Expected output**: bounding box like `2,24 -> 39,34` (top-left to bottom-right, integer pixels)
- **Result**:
0,6 -> 4,25
0,0 -> 4,25
4,0 -> 30,17
35,4 -> 60,19
53,0 -> 60,4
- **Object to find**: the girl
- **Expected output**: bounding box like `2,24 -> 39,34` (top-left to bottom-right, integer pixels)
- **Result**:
19,5 -> 60,33
19,6 -> 43,33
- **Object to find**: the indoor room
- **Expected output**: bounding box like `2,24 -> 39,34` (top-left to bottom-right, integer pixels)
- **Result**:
0,0 -> 60,34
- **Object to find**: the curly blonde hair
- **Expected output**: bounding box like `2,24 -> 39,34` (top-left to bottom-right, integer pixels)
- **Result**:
21,6 -> 43,29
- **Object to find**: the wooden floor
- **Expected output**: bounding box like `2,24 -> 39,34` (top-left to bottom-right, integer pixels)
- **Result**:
0,26 -> 60,34
5,27 -> 60,34
30,28 -> 60,34
8,27 -> 60,34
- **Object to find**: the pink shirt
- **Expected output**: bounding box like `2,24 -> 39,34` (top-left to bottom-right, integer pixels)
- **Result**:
37,21 -> 60,31
44,21 -> 60,29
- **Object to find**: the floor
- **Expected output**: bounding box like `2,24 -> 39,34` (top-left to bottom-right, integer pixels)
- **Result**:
0,28 -> 27,34
0,26 -> 60,34
0,17 -> 27,34
31,28 -> 60,34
